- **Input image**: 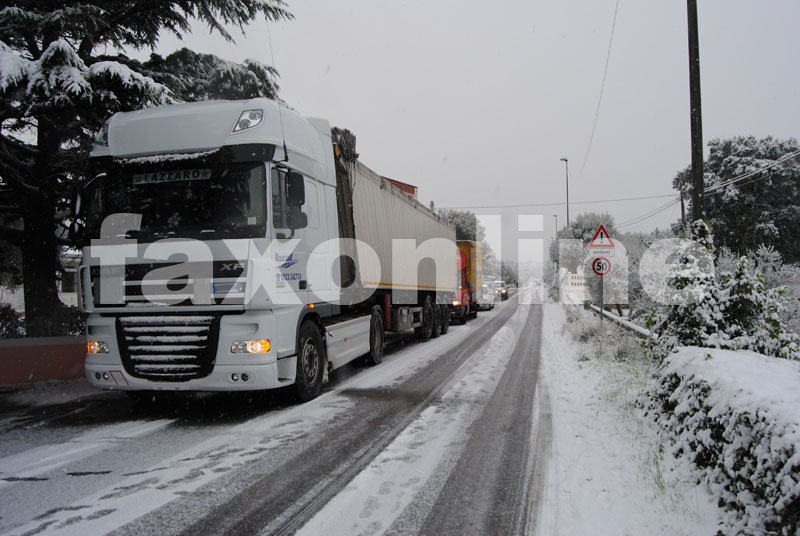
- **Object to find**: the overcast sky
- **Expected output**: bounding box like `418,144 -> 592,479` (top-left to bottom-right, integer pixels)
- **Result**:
151,0 -> 799,267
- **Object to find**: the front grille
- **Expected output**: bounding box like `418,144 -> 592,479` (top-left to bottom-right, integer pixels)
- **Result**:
116,314 -> 221,382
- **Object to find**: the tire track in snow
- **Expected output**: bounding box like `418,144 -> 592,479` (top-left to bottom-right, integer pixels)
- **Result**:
293,311 -> 526,536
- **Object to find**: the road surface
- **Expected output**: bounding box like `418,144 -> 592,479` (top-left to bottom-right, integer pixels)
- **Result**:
0,294 -> 549,536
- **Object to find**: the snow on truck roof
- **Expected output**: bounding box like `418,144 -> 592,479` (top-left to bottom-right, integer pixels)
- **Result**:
91,98 -> 334,184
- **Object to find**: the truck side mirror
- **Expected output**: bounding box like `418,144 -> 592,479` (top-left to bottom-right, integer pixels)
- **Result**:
287,171 -> 305,207
288,210 -> 308,230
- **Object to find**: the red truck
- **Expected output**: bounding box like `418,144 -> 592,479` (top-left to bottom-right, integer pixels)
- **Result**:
449,241 -> 483,324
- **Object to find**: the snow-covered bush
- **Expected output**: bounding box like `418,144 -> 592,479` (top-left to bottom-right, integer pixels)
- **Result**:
648,221 -> 800,361
0,304 -> 24,339
641,347 -> 800,535
718,245 -> 800,337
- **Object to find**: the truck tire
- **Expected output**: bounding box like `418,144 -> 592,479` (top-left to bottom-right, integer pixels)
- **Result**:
414,296 -> 434,340
431,303 -> 442,339
439,305 -> 450,334
364,305 -> 384,366
295,321 -> 325,402
459,304 -> 469,325
470,304 -> 478,319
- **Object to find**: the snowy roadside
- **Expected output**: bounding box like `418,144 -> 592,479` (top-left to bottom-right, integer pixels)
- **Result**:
535,303 -> 723,536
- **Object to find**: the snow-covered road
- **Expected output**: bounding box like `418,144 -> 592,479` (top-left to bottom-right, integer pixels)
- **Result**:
0,294 -> 555,536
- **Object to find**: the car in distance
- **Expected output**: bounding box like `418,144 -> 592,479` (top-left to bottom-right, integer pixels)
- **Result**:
493,280 -> 509,300
477,283 -> 495,310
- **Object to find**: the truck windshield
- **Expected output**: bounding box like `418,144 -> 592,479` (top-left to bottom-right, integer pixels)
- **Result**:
85,162 -> 267,240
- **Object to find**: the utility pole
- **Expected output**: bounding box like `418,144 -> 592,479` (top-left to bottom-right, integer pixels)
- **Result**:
687,0 -> 704,221
560,158 -> 570,226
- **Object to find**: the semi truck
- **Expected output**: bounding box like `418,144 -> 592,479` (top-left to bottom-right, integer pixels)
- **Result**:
449,240 -> 482,324
78,98 -> 457,401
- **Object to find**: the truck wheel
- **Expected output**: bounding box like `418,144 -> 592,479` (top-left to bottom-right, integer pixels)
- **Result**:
414,296 -> 434,340
459,304 -> 469,325
295,321 -> 325,402
364,305 -> 384,366
470,305 -> 479,319
431,303 -> 442,339
439,305 -> 450,334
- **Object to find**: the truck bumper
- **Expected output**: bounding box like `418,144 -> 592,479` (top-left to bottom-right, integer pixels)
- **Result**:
84,309 -> 300,392
85,358 -> 295,392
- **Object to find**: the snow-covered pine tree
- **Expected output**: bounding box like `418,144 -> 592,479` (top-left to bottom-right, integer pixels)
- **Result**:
718,257 -> 800,360
0,1 -> 291,336
649,221 -> 800,361
647,220 -> 723,357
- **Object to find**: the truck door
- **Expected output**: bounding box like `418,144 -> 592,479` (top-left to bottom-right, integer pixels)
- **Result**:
270,167 -> 328,304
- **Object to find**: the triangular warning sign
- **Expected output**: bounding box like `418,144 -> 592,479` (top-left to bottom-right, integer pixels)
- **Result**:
589,224 -> 615,248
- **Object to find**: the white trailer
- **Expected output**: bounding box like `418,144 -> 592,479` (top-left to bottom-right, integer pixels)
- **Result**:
79,98 -> 456,401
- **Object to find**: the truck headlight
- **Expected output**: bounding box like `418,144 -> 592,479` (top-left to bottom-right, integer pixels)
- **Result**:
231,339 -> 271,354
87,340 -> 110,354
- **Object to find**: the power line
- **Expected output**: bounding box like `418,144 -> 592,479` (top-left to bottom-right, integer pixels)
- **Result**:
617,197 -> 681,229
576,0 -> 621,180
703,149 -> 800,194
438,193 -> 675,210
613,149 -> 800,230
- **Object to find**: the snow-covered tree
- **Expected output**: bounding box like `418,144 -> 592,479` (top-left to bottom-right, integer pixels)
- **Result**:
437,208 -> 499,275
500,261 -> 517,286
141,48 -> 280,101
649,221 -> 800,361
548,212 -> 617,272
0,1 -> 291,336
673,136 -> 800,262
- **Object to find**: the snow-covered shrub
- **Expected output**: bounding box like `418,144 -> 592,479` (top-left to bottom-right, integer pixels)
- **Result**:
647,221 -> 723,357
648,221 -> 800,361
0,304 -> 24,339
641,347 -> 800,535
717,245 -> 800,337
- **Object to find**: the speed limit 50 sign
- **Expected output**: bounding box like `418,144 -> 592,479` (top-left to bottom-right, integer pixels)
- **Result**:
592,257 -> 611,276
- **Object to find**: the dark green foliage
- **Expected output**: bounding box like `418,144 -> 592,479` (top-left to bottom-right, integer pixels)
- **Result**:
0,1 -> 291,335
674,136 -> 800,263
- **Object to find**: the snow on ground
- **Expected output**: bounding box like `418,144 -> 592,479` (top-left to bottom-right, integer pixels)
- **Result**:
0,419 -> 173,490
295,306 -> 528,536
536,304 -> 723,536
0,312 -> 497,535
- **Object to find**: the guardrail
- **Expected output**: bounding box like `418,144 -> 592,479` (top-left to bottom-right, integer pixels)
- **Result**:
582,303 -> 655,341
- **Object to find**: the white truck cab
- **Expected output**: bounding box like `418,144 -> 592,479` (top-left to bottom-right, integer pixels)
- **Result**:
80,98 -> 456,401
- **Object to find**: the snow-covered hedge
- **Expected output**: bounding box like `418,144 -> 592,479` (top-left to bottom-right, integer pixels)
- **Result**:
642,347 -> 800,535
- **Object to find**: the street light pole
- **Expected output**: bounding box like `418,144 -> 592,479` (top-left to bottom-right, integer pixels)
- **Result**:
560,158 -> 570,226
552,214 -> 559,276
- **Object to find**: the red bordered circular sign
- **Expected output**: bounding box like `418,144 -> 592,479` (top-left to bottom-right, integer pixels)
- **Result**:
592,257 -> 611,276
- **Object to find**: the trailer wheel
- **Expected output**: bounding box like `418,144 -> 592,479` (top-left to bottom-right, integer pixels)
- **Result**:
364,305 -> 384,366
414,296 -> 435,340
431,303 -> 442,339
295,321 -> 325,402
439,305 -> 450,334
470,305 -> 478,319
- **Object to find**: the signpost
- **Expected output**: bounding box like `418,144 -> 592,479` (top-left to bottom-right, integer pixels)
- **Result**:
589,225 -> 615,326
